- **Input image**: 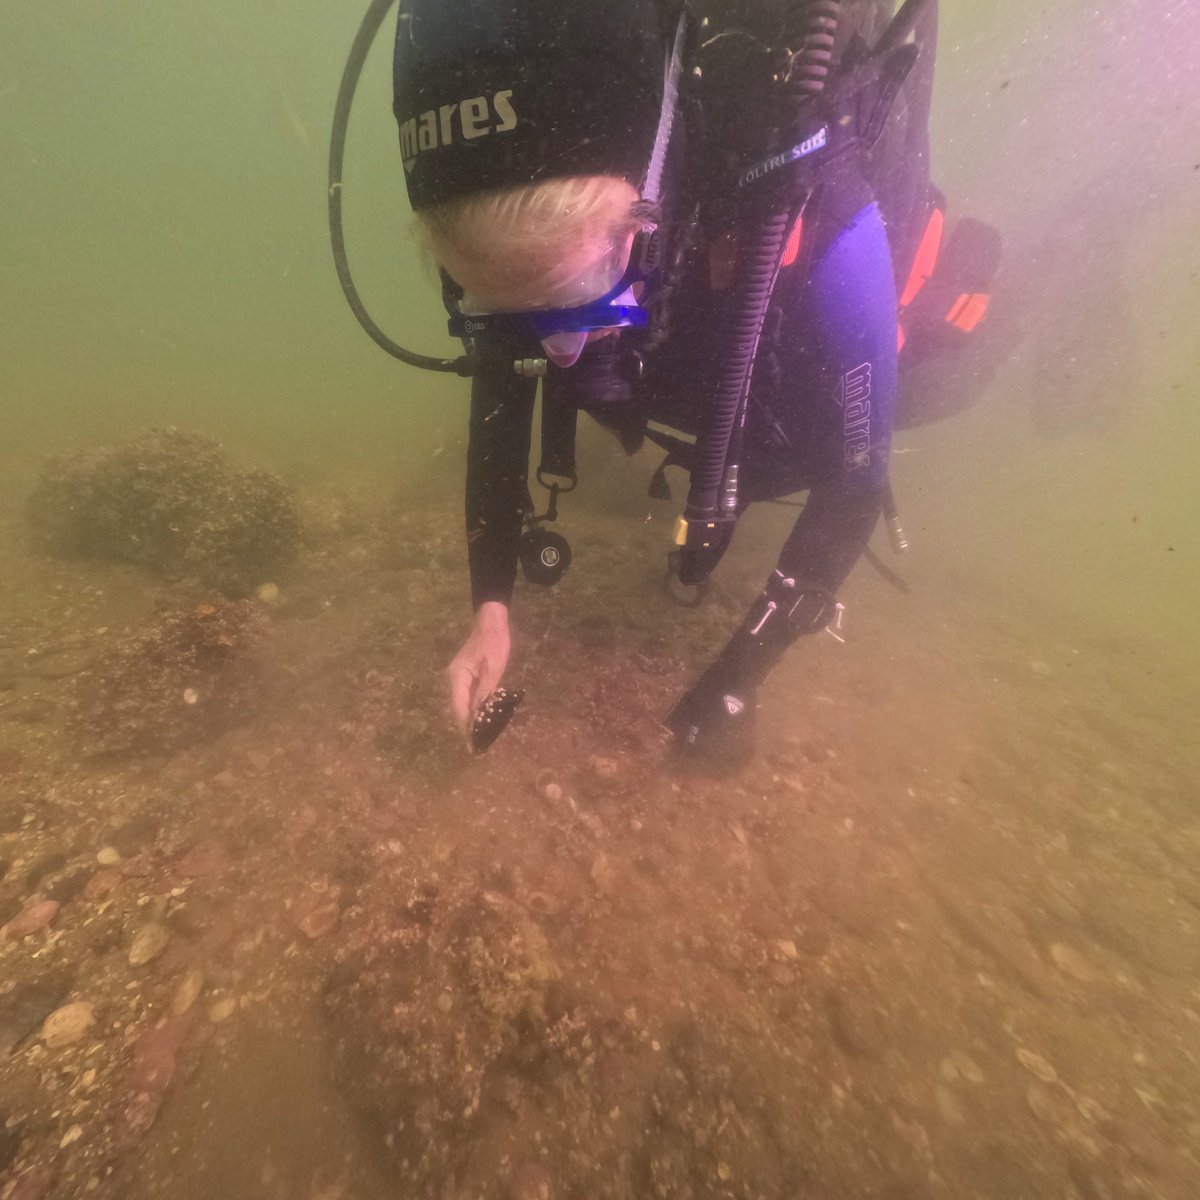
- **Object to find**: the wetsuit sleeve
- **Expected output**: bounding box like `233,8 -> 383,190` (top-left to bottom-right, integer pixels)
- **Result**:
465,371 -> 537,609
775,200 -> 897,591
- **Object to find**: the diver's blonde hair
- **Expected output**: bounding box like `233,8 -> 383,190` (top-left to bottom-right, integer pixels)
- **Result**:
416,174 -> 641,311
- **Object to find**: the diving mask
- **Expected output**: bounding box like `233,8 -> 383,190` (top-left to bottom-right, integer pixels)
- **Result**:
447,219 -> 660,366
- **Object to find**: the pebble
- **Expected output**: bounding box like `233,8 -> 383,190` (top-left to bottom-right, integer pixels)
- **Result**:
436,992 -> 454,1014
132,1018 -> 190,1092
83,869 -> 123,902
1017,1048 -> 1058,1084
208,996 -> 237,1023
940,1050 -> 985,1085
173,839 -> 231,878
255,582 -> 281,605
1050,942 -> 1100,983
171,967 -> 205,1016
59,1125 -> 83,1149
296,902 -> 340,940
2,899 -> 60,940
535,771 -> 563,804
40,1001 -> 96,1049
128,923 -> 171,967
589,755 -> 620,782
96,847 -> 122,866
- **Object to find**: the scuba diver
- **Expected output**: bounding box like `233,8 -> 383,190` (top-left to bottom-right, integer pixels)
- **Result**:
345,0 -> 1000,766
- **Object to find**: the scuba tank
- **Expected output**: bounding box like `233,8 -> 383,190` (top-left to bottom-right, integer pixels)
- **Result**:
670,0 -> 931,588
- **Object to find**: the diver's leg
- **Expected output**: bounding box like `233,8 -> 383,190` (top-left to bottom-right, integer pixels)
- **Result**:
666,203 -> 898,767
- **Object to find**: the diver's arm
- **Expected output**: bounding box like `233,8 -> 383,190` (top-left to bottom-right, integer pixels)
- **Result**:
448,371 -> 536,733
465,372 -> 537,609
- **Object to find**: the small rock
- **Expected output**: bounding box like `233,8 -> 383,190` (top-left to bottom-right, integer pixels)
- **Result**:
96,847 -> 122,867
534,770 -> 563,804
589,755 -> 620,782
436,992 -> 454,1014
174,839 -> 231,878
1017,1048 -> 1058,1084
255,582 -> 281,606
2,899 -> 60,939
296,902 -> 340,940
59,1124 -> 83,1149
128,923 -> 171,967
171,967 -> 205,1016
131,1018 -> 190,1092
3,1165 -> 56,1200
41,1001 -> 95,1049
208,996 -> 237,1023
1029,660 -> 1054,676
948,1050 -> 985,1084
83,869 -> 123,902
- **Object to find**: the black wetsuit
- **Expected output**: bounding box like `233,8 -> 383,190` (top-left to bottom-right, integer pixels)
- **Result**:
465,2 -> 900,618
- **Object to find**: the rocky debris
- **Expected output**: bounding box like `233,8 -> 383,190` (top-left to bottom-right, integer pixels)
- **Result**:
128,923 -> 171,968
0,971 -> 72,1054
534,769 -> 563,804
0,1165 -> 55,1200
71,600 -> 270,756
1016,1047 -> 1059,1085
208,996 -> 237,1024
130,1017 -> 191,1092
26,427 -> 301,594
326,883 -> 564,1194
39,1001 -> 95,1049
172,838 -> 231,880
170,967 -> 205,1016
1050,941 -> 1101,983
289,885 -> 341,940
1,899 -> 60,940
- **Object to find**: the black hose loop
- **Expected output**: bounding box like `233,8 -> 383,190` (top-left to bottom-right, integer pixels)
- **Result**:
329,0 -> 472,374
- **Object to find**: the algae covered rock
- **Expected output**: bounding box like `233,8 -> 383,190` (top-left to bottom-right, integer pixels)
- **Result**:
71,600 -> 270,756
26,428 -> 301,593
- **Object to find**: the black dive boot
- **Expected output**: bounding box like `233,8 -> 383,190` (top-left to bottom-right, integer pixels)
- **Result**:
665,571 -> 838,771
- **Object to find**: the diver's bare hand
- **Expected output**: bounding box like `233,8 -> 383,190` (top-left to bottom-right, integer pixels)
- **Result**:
447,602 -> 511,738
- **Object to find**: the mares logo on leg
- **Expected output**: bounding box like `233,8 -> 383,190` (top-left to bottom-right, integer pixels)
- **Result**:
835,362 -> 873,469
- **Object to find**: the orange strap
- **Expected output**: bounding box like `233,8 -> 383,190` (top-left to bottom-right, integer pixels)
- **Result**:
780,214 -> 805,268
898,207 -> 945,308
944,292 -> 991,332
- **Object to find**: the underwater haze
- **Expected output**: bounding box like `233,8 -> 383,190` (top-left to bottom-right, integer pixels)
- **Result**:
1,2 -> 1199,1198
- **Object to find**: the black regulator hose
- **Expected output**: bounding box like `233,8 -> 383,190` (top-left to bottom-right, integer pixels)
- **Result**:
329,0 -> 472,375
678,2 -> 842,582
